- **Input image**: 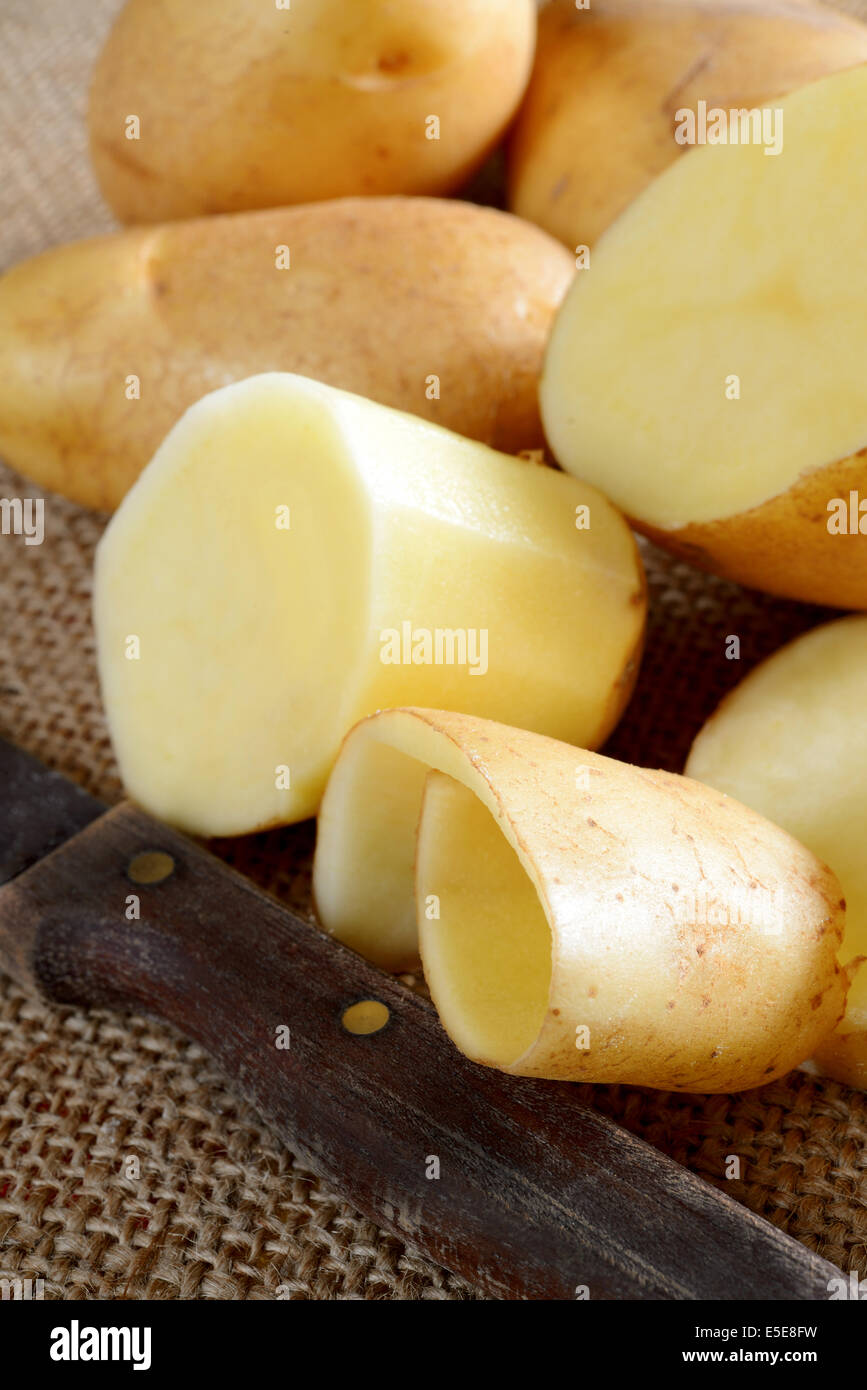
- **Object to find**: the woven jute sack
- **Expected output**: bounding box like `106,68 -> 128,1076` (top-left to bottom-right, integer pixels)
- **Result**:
0,0 -> 865,1299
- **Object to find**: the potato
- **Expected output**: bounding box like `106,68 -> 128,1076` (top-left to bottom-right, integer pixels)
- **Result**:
94,373 -> 645,834
88,0 -> 536,223
313,707 -> 847,1090
509,0 -> 867,249
540,65 -> 867,608
0,197 -> 573,512
686,617 -> 867,1091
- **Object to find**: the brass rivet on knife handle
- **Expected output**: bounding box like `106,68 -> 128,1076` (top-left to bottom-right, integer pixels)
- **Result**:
0,793 -> 846,1301
342,1000 -> 390,1035
127,850 -> 175,885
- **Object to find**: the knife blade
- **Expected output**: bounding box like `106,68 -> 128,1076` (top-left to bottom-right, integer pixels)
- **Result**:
0,735 -> 842,1300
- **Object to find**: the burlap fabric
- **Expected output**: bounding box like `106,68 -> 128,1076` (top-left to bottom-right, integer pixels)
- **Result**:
1,0 -> 865,1301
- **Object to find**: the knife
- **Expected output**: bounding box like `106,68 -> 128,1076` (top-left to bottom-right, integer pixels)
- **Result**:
0,735 -> 842,1300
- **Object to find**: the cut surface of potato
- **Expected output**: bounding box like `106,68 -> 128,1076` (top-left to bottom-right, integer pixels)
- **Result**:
686,616 -> 867,1089
540,65 -> 867,607
95,374 -> 644,834
0,198 -> 573,511
509,0 -> 867,248
89,0 -> 536,221
314,708 -> 847,1089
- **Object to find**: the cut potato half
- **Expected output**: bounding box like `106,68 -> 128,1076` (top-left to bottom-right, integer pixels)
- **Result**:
94,373 -> 644,834
313,707 -> 847,1089
540,64 -> 867,607
687,616 -> 867,1090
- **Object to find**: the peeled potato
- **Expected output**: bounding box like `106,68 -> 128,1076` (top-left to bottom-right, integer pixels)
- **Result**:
686,616 -> 867,1091
94,373 -> 645,834
0,197 -> 573,512
89,0 -> 536,223
313,708 -> 847,1090
509,0 -> 867,248
540,65 -> 867,608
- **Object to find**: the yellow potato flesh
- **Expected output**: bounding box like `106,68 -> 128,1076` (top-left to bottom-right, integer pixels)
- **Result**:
540,65 -> 867,531
417,771 -> 551,1067
96,377 -> 371,831
314,708 -> 847,1089
686,616 -> 867,1075
94,373 -> 644,834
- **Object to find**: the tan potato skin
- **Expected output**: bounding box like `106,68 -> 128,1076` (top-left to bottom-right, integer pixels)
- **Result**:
509,0 -> 867,247
0,198 -> 573,512
425,716 -> 848,1090
315,707 -> 849,1090
639,448 -> 867,608
803,940 -> 866,1088
89,0 -> 536,223
811,1030 -> 867,1090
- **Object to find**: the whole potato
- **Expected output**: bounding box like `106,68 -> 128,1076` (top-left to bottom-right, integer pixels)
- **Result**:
89,0 -> 536,223
0,197 -> 573,511
509,0 -> 867,248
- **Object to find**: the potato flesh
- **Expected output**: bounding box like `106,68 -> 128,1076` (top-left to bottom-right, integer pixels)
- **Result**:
686,616 -> 867,1033
95,378 -> 371,831
316,736 -> 430,968
540,65 -> 867,530
417,771 -> 552,1068
314,707 -> 847,1089
314,711 -> 498,970
95,373 -> 644,834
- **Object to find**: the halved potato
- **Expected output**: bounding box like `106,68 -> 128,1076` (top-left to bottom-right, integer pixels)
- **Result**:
540,64 -> 867,607
313,707 -> 847,1090
94,373 -> 644,834
687,616 -> 867,1090
509,0 -> 867,249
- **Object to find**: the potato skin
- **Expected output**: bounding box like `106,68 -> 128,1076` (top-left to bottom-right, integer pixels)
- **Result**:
89,0 -> 536,223
509,0 -> 867,247
316,707 -> 849,1090
811,1031 -> 867,1091
640,447 -> 867,609
0,198 -> 573,512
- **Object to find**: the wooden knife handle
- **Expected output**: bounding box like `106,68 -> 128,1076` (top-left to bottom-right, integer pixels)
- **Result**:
0,800 -> 842,1301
